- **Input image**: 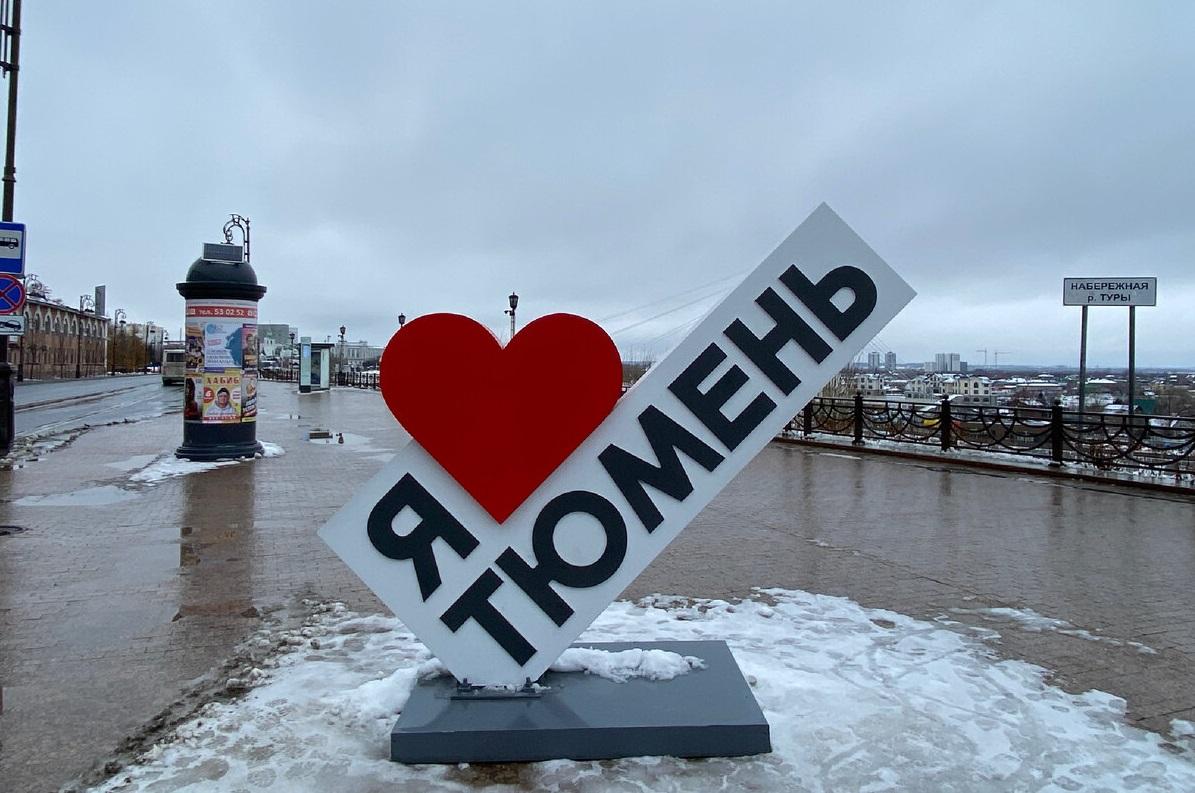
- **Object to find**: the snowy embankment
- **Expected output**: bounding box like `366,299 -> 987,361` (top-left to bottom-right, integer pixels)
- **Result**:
89,590 -> 1195,792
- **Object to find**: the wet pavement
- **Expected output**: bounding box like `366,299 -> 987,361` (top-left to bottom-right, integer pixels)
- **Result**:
14,375 -> 175,438
2,381 -> 1195,791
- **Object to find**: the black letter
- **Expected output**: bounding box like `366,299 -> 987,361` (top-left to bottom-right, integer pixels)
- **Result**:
724,286 -> 832,394
367,474 -> 479,601
440,570 -> 536,665
497,491 -> 628,626
669,343 -> 775,451
780,264 -> 876,341
598,406 -> 723,532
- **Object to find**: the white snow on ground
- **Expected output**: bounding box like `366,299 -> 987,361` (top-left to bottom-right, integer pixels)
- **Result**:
952,606 -> 1159,655
88,590 -> 1195,792
130,455 -> 238,483
257,441 -> 285,458
130,442 -> 285,484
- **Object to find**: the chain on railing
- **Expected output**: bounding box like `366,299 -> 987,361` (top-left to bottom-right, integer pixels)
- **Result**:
796,395 -> 1195,480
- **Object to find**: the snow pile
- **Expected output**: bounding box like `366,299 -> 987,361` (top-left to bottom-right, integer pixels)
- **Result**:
88,591 -> 1195,792
550,646 -> 705,682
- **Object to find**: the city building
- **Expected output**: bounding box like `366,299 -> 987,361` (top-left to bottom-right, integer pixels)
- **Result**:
884,351 -> 897,369
337,340 -> 384,372
933,352 -> 963,373
867,351 -> 882,370
257,324 -> 294,358
17,293 -> 109,379
849,373 -> 887,396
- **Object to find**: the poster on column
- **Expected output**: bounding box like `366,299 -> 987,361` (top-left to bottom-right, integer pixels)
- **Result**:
184,299 -> 258,424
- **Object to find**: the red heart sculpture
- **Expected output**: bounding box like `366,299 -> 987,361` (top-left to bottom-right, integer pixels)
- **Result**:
380,313 -> 623,523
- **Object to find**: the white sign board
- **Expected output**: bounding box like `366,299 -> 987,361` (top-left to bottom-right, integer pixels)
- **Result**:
1063,277 -> 1156,307
0,314 -> 25,335
319,204 -> 916,685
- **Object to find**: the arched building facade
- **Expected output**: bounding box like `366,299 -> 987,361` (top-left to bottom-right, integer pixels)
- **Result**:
16,295 -> 110,380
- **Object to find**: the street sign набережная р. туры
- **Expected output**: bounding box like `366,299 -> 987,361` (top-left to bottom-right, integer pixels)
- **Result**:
318,204 -> 916,687
0,221 -> 25,276
1063,277 -> 1156,306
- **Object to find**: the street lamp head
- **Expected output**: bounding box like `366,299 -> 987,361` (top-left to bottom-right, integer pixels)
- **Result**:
289,332 -> 295,343
508,292 -> 519,311
398,313 -> 406,327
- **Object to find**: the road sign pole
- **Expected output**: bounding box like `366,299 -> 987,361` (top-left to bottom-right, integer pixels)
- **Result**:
1077,305 -> 1088,413
0,0 -> 20,456
1127,305 -> 1136,415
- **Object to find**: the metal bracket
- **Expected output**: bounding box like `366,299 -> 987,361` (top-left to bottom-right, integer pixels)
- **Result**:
450,677 -> 544,700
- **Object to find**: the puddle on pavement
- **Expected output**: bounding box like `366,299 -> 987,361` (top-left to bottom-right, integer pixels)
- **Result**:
105,453 -> 160,472
14,485 -> 142,506
308,431 -> 391,455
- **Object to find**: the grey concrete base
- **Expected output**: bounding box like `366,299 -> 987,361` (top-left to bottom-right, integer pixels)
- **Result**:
391,640 -> 771,764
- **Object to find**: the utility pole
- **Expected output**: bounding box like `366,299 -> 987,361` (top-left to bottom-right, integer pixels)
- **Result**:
0,0 -> 20,456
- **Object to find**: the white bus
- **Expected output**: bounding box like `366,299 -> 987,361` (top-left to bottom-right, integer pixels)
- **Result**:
162,346 -> 186,385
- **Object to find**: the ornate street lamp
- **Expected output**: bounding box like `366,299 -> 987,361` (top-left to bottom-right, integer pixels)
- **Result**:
111,308 -> 126,375
76,294 -> 94,378
505,291 -> 519,338
223,214 -> 250,263
398,313 -> 406,328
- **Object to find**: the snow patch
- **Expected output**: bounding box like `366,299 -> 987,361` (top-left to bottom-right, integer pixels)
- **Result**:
257,441 -> 285,458
952,606 -> 1159,655
130,455 -> 237,483
86,590 -> 1195,792
550,646 -> 705,682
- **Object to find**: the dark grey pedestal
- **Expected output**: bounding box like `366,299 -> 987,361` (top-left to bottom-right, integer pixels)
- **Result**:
391,640 -> 771,764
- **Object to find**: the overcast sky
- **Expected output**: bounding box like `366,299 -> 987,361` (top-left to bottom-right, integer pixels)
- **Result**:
17,2 -> 1195,367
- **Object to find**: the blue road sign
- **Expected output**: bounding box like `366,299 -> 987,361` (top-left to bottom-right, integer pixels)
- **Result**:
0,221 -> 24,276
0,274 -> 25,315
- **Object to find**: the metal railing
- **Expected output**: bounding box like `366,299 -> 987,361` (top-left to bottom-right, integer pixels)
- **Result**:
785,394 -> 1195,480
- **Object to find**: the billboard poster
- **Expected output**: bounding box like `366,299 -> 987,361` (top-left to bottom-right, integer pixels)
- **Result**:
202,371 -> 243,423
183,375 -> 203,422
184,299 -> 258,425
241,371 -> 258,421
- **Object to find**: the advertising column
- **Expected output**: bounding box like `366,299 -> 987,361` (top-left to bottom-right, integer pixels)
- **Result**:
176,244 -> 266,460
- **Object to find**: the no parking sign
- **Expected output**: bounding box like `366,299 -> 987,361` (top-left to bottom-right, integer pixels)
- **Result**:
319,204 -> 916,685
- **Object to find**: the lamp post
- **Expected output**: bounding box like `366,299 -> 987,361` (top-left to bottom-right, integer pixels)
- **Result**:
142,321 -> 154,374
338,324 -> 346,376
110,308 -> 125,375
76,294 -> 94,378
0,0 -> 23,457
505,291 -> 519,339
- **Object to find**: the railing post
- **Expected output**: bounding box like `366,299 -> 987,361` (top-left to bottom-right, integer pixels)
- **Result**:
1050,399 -> 1064,466
803,400 -> 813,437
852,392 -> 864,446
940,396 -> 952,451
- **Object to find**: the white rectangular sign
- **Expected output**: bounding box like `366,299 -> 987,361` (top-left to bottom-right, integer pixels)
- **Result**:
319,204 -> 915,685
0,221 -> 25,276
0,314 -> 24,335
1063,277 -> 1156,306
